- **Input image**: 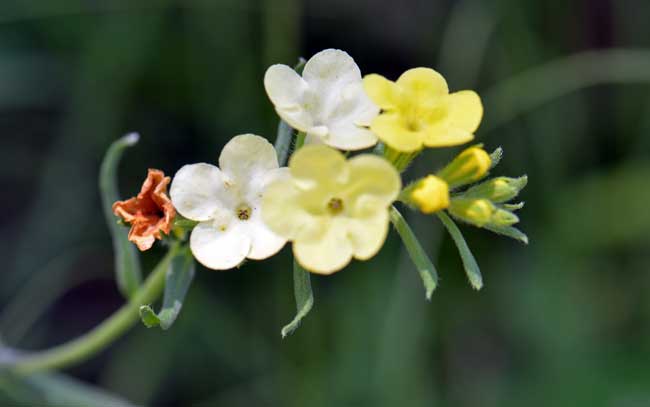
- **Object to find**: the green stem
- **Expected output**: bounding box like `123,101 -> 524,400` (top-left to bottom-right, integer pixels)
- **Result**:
294,131 -> 306,150
6,244 -> 181,376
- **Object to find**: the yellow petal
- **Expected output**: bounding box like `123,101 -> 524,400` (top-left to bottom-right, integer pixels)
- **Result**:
396,68 -> 449,104
343,154 -> 401,215
446,90 -> 483,133
261,179 -> 327,242
346,211 -> 390,260
370,113 -> 423,152
293,218 -> 353,274
363,74 -> 400,110
288,145 -> 349,188
422,126 -> 474,148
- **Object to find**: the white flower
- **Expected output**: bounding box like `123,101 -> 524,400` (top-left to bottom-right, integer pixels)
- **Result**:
170,134 -> 288,270
264,48 -> 379,151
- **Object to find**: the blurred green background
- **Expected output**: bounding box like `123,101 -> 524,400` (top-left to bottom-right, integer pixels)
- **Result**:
1,0 -> 650,405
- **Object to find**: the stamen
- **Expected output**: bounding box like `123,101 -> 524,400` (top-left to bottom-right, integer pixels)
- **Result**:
327,197 -> 344,215
236,204 -> 252,220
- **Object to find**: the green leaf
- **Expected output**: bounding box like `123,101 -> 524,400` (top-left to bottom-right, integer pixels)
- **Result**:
389,206 -> 438,300
281,259 -> 313,338
437,211 -> 483,290
274,120 -> 294,167
139,247 -> 195,330
99,133 -> 142,299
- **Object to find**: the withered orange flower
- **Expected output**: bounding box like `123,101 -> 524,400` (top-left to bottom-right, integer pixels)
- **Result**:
112,169 -> 176,251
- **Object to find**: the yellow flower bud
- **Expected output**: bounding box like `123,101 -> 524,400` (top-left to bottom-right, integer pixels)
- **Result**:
448,198 -> 495,227
410,175 -> 450,214
438,146 -> 491,188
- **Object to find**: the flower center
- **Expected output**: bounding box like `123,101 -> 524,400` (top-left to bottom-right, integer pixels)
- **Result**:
236,204 -> 252,221
327,197 -> 344,215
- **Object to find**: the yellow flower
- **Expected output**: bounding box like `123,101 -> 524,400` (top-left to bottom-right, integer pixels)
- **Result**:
410,175 -> 449,214
363,68 -> 483,152
262,145 -> 401,274
438,146 -> 491,188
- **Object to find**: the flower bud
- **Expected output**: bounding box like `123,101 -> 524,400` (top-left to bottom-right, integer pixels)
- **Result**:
448,198 -> 495,227
438,146 -> 491,188
491,208 -> 519,226
410,175 -> 450,214
463,175 -> 528,203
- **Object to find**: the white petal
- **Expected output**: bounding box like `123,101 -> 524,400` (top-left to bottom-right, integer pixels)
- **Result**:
264,64 -> 314,132
241,213 -> 287,260
190,222 -> 251,270
324,123 -> 378,150
170,163 -> 233,221
219,134 -> 279,185
302,49 -> 361,99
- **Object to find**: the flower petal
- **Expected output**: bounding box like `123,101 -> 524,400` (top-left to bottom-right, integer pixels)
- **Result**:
241,211 -> 287,260
346,211 -> 390,260
264,64 -> 314,131
190,221 -> 251,270
170,163 -> 231,221
288,145 -> 349,187
325,123 -> 378,150
370,113 -> 423,152
262,178 -> 327,242
397,68 -> 449,104
219,134 -> 279,185
302,49 -> 361,98
363,74 -> 401,110
293,218 -> 353,274
343,154 -> 401,214
446,90 -> 483,133
422,126 -> 475,148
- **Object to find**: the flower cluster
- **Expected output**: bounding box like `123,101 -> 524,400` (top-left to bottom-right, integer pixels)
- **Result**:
112,48 -> 528,333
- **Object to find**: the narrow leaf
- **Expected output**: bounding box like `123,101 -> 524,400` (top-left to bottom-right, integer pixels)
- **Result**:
99,133 -> 142,299
484,224 -> 529,244
281,259 -> 313,338
437,211 -> 483,290
139,247 -> 195,330
274,120 -> 294,166
389,206 -> 438,299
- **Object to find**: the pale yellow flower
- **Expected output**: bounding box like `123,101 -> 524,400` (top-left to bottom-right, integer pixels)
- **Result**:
262,145 -> 401,274
363,68 -> 483,152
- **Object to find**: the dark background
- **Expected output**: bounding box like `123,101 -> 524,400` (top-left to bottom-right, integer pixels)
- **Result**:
1,0 -> 650,405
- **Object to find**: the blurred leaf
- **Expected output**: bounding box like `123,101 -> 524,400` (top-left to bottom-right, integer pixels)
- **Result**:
140,248 -> 195,330
281,259 -> 313,338
550,161 -> 650,250
489,147 -> 503,169
99,133 -> 142,299
0,371 -> 134,407
437,212 -> 483,290
484,49 -> 650,131
389,206 -> 438,299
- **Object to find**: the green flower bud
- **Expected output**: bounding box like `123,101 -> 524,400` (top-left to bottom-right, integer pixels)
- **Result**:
463,175 -> 528,203
448,198 -> 496,227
